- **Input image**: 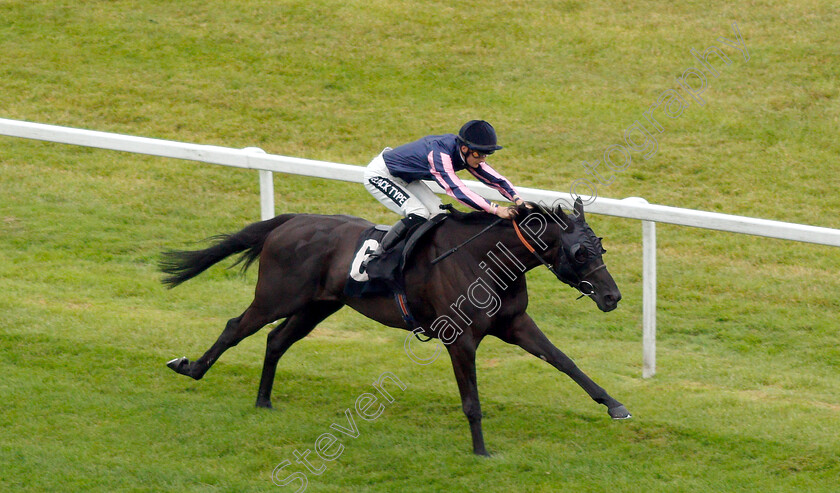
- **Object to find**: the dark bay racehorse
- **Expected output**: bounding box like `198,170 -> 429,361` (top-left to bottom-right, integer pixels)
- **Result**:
160,200 -> 630,455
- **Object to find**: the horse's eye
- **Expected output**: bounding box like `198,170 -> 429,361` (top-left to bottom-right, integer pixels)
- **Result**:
571,243 -> 587,263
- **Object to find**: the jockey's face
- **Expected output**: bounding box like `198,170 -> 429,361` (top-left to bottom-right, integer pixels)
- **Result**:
461,145 -> 488,168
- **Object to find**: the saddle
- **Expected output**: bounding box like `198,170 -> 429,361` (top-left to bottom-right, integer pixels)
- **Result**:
344,213 -> 448,299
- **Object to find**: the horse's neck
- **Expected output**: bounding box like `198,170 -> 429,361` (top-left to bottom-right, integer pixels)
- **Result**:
463,221 -> 558,279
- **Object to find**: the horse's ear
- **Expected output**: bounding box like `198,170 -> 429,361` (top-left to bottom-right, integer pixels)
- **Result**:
574,197 -> 585,221
552,204 -> 574,231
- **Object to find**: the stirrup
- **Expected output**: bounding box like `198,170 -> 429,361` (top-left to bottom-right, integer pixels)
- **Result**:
361,252 -> 379,270
361,243 -> 390,270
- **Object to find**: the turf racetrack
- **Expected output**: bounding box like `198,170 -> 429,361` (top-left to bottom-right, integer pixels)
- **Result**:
1,1 -> 838,491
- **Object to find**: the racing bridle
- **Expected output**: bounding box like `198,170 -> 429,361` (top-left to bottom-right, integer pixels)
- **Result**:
512,218 -> 605,299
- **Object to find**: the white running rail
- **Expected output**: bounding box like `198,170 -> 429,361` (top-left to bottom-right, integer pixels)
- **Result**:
3,117 -> 839,377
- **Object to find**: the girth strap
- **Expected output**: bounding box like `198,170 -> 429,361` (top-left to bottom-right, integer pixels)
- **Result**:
394,292 -> 431,342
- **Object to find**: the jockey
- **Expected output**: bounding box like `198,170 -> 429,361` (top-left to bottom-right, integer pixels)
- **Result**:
363,120 -> 525,264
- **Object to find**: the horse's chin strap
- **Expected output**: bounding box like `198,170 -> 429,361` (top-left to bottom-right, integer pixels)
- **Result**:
512,220 -> 602,299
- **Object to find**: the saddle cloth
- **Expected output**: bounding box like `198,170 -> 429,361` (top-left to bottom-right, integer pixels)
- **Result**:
343,226 -> 392,298
343,214 -> 448,299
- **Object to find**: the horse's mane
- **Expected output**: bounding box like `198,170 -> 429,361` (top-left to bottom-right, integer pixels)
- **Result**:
443,202 -> 550,226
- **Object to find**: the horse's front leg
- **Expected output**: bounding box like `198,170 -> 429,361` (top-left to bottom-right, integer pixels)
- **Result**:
495,312 -> 631,420
445,337 -> 490,456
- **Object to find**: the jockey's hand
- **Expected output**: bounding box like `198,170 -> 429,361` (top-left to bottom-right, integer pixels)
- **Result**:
513,196 -> 533,209
495,205 -> 519,220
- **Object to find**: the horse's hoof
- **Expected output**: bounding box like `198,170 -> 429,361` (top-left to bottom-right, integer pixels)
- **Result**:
255,399 -> 274,409
167,356 -> 189,373
608,405 -> 632,420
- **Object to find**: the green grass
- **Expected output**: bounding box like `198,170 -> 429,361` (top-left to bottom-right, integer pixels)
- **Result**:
1,1 -> 839,491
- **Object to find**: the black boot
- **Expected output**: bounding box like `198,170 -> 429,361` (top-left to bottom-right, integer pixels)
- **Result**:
363,214 -> 426,270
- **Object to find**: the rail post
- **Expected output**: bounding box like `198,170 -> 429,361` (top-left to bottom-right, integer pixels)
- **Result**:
625,198 -> 657,378
244,147 -> 273,220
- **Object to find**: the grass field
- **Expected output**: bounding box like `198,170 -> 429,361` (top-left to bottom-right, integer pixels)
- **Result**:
1,1 -> 839,491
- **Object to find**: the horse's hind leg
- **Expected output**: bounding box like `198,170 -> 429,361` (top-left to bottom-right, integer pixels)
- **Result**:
167,299 -> 281,381
255,301 -> 344,409
496,312 -> 631,420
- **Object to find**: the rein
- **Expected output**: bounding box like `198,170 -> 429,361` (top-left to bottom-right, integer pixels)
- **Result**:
511,220 -> 602,299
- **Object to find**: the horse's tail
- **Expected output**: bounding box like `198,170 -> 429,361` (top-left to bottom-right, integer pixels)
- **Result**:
159,214 -> 295,288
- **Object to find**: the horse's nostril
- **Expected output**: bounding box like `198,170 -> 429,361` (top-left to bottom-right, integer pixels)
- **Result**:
604,294 -> 618,305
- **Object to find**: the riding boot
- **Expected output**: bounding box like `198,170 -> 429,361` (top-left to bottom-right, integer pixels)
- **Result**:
363,214 -> 426,269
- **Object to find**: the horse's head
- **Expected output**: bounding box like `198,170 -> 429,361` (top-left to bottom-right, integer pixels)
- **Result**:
516,199 -> 621,312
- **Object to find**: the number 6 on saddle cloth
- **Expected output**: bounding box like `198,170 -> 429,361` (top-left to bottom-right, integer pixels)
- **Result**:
344,214 -> 449,326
